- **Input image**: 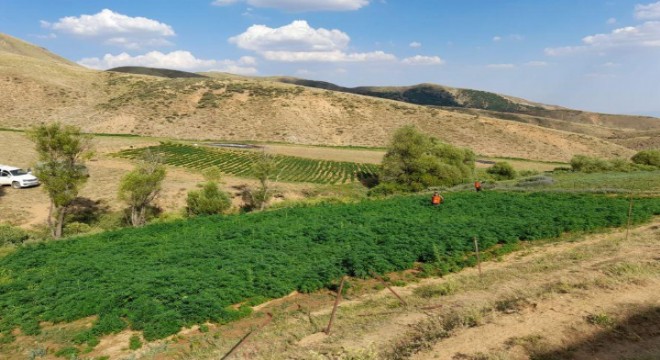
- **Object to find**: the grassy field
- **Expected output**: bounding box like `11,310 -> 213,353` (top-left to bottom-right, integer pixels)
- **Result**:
116,143 -> 380,184
1,192 -> 659,351
548,170 -> 660,192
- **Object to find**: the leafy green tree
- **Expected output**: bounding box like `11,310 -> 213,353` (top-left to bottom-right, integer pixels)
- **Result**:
118,152 -> 167,227
631,150 -> 660,167
186,182 -> 231,216
243,153 -> 278,211
486,161 -> 517,180
29,123 -> 92,238
378,125 -> 475,191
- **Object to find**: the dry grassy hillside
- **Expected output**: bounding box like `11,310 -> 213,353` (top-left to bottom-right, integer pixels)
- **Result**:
0,34 -> 641,162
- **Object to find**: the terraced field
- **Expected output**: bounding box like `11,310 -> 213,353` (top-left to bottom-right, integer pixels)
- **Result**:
116,143 -> 379,184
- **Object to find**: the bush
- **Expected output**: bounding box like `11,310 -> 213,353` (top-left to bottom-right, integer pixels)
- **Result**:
486,162 -> 516,180
367,182 -> 405,197
632,150 -> 660,167
571,155 -> 613,173
63,222 -> 92,236
129,334 -> 142,350
186,182 -> 231,216
0,225 -> 30,246
379,126 -> 475,191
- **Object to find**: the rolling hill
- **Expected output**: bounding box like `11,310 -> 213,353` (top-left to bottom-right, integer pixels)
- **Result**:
0,33 -> 654,162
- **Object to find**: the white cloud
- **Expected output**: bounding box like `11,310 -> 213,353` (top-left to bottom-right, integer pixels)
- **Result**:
402,55 -> 444,65
545,21 -> 660,55
524,61 -> 548,66
77,51 -> 258,75
229,20 -> 395,62
493,34 -> 523,42
213,0 -> 240,5
487,63 -> 515,69
43,9 -> 175,49
212,0 -> 369,12
602,61 -> 620,67
409,41 -> 422,48
635,1 -> 660,20
607,17 -> 617,25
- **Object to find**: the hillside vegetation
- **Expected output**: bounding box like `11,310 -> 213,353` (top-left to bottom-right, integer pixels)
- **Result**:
1,192 -> 659,346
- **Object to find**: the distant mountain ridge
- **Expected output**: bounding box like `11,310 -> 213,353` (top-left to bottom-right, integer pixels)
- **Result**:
108,66 -> 208,79
271,77 -> 660,131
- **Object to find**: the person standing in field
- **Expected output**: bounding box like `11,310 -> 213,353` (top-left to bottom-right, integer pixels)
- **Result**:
431,192 -> 443,206
475,180 -> 482,192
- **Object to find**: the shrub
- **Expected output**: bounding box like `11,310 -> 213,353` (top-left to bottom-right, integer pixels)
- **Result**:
0,225 -> 30,246
186,182 -> 231,216
571,155 -> 612,173
379,126 -> 475,191
129,335 -> 142,350
631,150 -> 660,167
64,222 -> 92,236
367,182 -> 405,197
486,162 -> 516,180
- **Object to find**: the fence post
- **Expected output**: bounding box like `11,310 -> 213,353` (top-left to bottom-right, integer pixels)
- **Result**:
325,276 -> 346,335
220,312 -> 273,360
371,271 -> 407,306
473,237 -> 482,278
626,193 -> 634,241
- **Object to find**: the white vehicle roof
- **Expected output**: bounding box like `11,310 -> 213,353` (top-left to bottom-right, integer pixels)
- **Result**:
0,165 -> 21,171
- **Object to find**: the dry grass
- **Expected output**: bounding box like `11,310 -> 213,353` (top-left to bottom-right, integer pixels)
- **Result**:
0,48 -> 639,162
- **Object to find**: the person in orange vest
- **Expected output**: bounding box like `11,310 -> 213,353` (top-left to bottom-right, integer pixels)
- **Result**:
431,192 -> 443,206
474,180 -> 482,192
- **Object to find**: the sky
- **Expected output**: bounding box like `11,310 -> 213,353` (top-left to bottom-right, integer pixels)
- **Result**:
1,0 -> 659,116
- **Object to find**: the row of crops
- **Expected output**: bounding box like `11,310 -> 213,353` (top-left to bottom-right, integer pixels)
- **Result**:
116,143 -> 379,185
1,192 -> 659,344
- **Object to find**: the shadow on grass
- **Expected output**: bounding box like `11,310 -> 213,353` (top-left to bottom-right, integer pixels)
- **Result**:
535,306 -> 660,360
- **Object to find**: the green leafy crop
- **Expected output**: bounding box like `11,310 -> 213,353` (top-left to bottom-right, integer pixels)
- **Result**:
0,192 -> 658,344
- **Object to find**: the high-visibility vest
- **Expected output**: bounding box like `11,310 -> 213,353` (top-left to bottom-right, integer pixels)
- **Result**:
475,181 -> 481,189
432,195 -> 441,205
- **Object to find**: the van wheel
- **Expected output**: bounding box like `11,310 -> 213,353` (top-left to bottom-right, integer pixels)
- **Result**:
12,182 -> 20,189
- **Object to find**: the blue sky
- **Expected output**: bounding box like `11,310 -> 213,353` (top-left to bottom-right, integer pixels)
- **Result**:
1,0 -> 659,116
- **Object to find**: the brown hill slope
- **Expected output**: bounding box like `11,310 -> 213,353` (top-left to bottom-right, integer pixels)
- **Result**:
272,77 -> 660,131
0,35 -> 640,162
0,33 -> 80,67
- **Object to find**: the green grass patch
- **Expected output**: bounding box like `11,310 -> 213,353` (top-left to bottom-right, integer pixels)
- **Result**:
548,170 -> 660,192
0,192 -> 658,344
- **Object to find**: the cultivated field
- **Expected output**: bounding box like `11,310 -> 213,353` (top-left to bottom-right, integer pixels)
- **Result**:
116,143 -> 380,185
1,192 -> 658,358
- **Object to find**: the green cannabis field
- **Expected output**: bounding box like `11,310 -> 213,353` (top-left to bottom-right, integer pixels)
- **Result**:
116,143 -> 379,184
1,192 -> 659,345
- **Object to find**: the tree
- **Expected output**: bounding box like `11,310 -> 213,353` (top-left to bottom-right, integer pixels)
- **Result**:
631,150 -> 660,167
378,125 -> 475,192
186,181 -> 231,216
243,152 -> 278,211
487,161 -> 517,180
118,152 -> 166,227
29,123 -> 92,238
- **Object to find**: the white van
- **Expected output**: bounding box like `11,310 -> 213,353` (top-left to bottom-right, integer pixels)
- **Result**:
0,165 -> 40,188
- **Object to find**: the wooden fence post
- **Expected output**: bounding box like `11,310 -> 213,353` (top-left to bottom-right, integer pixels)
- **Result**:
325,276 -> 346,335
473,237 -> 482,278
371,271 -> 407,306
626,193 -> 634,241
